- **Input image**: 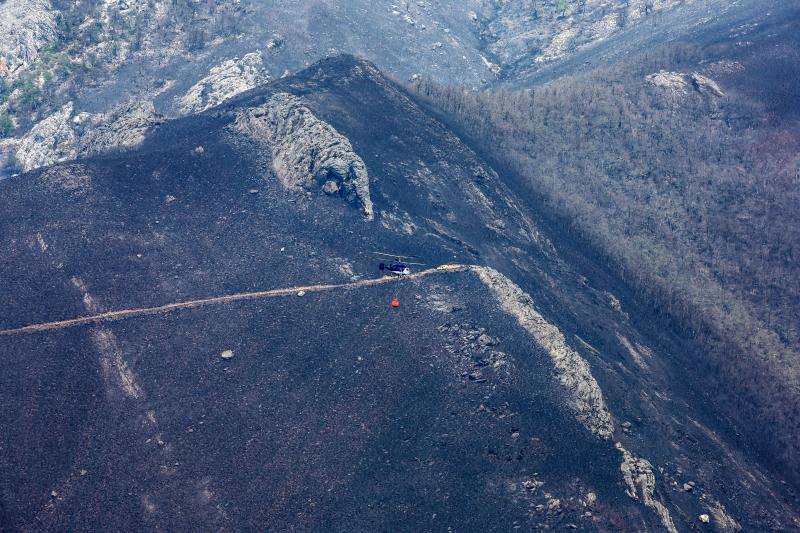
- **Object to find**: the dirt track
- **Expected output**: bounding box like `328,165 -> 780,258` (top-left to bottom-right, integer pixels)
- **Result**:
0,265 -> 468,337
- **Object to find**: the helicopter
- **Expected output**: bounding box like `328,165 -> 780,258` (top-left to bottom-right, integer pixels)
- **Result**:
375,252 -> 425,277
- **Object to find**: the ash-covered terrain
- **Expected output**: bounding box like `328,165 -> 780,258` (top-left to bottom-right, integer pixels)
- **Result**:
1,56 -> 798,531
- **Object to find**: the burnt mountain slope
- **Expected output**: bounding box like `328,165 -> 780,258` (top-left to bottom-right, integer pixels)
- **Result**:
411,1 -> 800,489
1,56 -> 798,531
3,0 -> 790,178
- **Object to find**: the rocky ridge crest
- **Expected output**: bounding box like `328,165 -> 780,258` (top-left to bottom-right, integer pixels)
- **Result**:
177,52 -> 270,115
233,92 -> 374,220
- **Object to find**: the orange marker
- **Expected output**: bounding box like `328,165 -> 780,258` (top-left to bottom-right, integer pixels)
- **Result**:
391,299 -> 400,308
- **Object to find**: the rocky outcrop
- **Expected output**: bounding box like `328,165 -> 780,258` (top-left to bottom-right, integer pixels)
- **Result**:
485,0 -> 693,68
14,100 -> 163,173
473,266 -> 614,439
616,442 -> 678,533
646,70 -> 691,94
0,0 -> 56,78
15,103 -> 77,172
178,52 -> 270,115
78,100 -> 163,156
690,72 -> 725,97
233,92 -> 374,219
647,70 -> 725,97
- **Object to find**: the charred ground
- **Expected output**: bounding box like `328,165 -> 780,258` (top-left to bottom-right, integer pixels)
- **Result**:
1,56 -> 798,531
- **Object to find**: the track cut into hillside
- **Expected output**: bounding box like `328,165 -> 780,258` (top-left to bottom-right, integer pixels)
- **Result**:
0,265 -> 468,337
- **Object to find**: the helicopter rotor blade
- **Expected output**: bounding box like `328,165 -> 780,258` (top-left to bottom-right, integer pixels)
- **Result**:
373,252 -> 418,259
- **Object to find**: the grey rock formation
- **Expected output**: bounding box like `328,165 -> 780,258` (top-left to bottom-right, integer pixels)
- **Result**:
78,100 -> 163,157
472,266 -> 614,439
690,72 -> 725,97
233,92 -> 373,219
178,52 -> 270,115
616,442 -> 678,533
646,70 -> 691,94
646,70 -> 725,98
15,103 -> 77,173
0,0 -> 56,79
483,0 -> 691,69
13,100 -> 163,173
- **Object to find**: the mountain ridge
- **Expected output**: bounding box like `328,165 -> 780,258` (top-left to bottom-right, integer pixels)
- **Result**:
1,54 -> 798,531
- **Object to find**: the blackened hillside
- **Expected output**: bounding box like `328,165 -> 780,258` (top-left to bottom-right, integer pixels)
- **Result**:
1,56 -> 798,531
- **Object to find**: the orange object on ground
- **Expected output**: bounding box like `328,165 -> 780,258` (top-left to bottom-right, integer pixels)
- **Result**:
391,299 -> 400,308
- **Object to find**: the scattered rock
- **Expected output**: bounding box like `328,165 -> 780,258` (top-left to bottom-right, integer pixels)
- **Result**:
478,333 -> 495,346
297,290 -> 306,297
220,349 -> 234,360
646,70 -> 690,94
322,180 -> 340,195
683,483 -> 693,492
646,70 -> 724,98
701,494 -> 740,531
699,513 -> 710,523
50,490 -> 58,498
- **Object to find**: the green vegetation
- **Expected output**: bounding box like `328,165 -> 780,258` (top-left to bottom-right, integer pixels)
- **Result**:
413,44 -> 800,470
0,111 -> 13,138
14,78 -> 40,110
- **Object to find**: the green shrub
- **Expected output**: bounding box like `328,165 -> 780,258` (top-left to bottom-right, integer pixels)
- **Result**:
0,111 -> 13,138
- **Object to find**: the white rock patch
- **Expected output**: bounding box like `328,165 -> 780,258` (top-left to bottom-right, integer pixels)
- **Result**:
616,442 -> 678,533
535,28 -> 578,63
473,266 -> 614,439
646,70 -> 691,94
